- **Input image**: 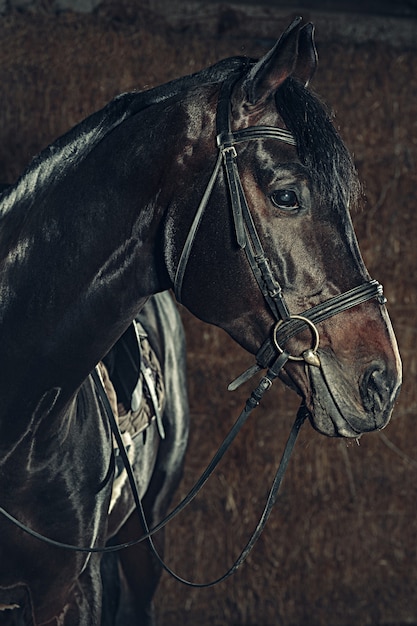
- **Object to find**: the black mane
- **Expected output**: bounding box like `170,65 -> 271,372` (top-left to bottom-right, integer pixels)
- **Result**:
275,77 -> 361,211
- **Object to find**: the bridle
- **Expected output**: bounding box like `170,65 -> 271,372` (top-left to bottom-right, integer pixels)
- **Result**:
174,76 -> 385,386
0,76 -> 386,588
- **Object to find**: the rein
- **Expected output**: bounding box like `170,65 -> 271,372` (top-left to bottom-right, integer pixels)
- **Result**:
93,367 -> 308,587
0,363 -> 306,584
0,77 -> 387,586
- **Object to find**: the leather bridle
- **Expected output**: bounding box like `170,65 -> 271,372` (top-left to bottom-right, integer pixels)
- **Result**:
0,77 -> 387,588
175,76 -> 385,388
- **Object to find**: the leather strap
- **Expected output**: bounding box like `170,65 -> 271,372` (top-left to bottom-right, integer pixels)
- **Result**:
0,352 -> 303,576
174,150 -> 223,300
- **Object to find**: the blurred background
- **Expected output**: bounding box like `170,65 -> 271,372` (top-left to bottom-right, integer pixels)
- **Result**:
0,1 -> 416,624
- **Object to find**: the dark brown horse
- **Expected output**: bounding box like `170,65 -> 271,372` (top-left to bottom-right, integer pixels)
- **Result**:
0,17 -> 401,626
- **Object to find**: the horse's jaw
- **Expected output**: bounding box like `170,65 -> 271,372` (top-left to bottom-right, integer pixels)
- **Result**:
306,349 -> 401,438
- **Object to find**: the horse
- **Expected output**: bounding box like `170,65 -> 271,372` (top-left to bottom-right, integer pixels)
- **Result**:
0,16 -> 401,626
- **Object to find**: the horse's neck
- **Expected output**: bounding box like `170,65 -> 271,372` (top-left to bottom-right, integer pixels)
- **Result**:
0,92 -> 212,419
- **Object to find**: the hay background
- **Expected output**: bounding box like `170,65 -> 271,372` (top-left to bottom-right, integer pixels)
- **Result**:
0,3 -> 416,625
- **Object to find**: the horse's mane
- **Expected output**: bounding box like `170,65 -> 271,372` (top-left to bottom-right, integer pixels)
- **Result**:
275,77 -> 361,210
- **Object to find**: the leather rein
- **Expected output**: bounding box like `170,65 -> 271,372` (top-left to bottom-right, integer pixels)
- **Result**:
0,77 -> 386,587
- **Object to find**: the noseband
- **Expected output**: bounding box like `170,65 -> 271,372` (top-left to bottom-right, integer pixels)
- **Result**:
175,77 -> 385,388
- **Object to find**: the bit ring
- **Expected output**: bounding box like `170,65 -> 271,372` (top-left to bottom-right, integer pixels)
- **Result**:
273,315 -> 320,361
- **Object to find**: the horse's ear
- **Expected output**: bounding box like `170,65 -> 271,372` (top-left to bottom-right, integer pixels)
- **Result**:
293,23 -> 318,87
242,17 -> 317,105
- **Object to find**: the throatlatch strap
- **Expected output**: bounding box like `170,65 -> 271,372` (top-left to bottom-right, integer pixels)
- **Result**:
174,150 -> 223,302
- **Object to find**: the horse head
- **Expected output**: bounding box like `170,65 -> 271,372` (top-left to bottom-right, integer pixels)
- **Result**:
165,18 -> 401,438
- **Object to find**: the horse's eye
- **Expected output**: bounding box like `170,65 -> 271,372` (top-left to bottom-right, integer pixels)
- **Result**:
270,189 -> 300,211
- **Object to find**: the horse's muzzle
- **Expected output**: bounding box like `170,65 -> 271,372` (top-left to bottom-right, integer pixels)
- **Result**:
307,352 -> 401,438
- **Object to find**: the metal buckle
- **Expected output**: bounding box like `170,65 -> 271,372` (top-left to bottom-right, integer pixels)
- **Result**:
221,145 -> 237,159
273,315 -> 321,367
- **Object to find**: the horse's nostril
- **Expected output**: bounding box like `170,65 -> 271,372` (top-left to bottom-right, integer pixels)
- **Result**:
361,364 -> 390,416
